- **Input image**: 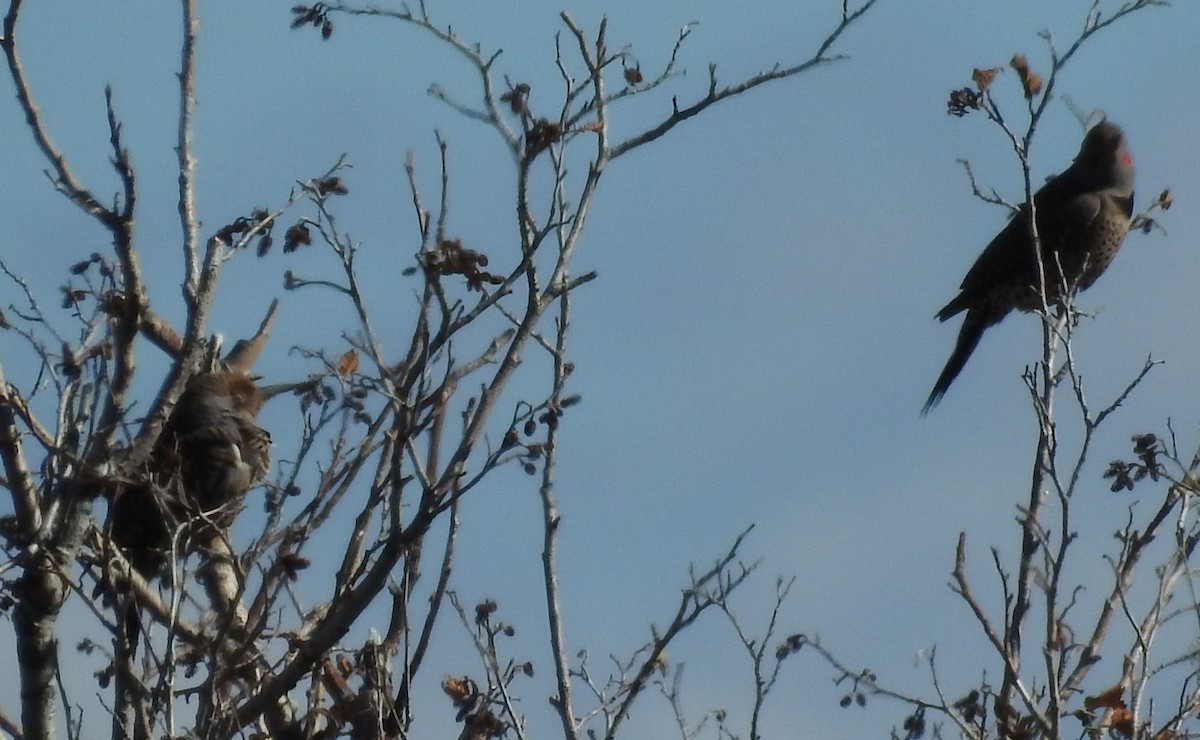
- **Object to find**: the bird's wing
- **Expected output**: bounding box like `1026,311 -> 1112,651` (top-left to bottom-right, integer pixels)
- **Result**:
1112,190 -> 1135,219
232,413 -> 271,481
956,186 -> 1106,293
954,210 -> 1036,296
1052,190 -> 1104,237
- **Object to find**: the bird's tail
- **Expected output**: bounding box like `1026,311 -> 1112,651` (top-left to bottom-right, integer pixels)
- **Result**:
923,310 -> 988,414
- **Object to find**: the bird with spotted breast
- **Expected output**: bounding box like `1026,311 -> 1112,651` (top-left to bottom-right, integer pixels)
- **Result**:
924,121 -> 1135,413
106,306 -> 278,575
107,369 -> 271,576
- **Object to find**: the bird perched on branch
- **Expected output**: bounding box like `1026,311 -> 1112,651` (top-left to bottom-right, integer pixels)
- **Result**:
107,369 -> 271,576
924,121 -> 1135,413
164,372 -> 270,512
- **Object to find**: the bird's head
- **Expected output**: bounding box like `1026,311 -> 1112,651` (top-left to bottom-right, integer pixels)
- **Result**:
226,373 -> 263,415
1074,120 -> 1135,197
204,372 -> 264,416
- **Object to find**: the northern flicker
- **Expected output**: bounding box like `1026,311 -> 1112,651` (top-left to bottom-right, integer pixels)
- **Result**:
107,370 -> 270,575
924,121 -> 1135,413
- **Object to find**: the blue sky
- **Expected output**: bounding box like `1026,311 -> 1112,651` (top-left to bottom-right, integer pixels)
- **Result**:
2,1 -> 1200,736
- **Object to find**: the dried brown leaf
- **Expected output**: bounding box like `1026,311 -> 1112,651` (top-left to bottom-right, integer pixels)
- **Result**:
337,349 -> 359,377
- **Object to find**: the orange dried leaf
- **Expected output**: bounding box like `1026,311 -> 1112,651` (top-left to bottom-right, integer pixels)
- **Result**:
1010,54 -> 1042,98
623,66 -> 643,85
1110,706 -> 1134,737
337,349 -> 359,377
1084,684 -> 1126,711
972,67 -> 1000,92
1021,71 -> 1043,98
442,675 -> 472,702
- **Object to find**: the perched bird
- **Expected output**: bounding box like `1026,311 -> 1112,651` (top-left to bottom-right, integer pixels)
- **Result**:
161,372 -> 270,516
924,121 -> 1135,413
107,370 -> 271,575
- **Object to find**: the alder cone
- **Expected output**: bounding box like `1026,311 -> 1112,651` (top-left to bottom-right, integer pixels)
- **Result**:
107,371 -> 270,575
